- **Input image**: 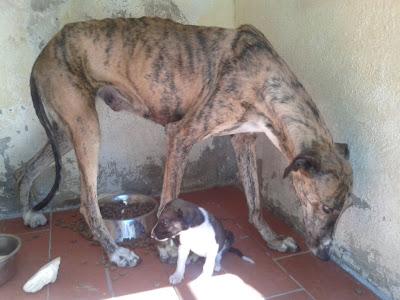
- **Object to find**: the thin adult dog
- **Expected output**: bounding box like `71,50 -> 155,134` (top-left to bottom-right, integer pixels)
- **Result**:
16,17 -> 352,267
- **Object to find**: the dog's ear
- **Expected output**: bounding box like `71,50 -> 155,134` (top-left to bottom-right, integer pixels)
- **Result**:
283,152 -> 321,178
334,143 -> 350,160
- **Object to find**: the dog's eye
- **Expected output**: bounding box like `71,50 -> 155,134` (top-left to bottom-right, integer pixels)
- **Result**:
322,205 -> 333,214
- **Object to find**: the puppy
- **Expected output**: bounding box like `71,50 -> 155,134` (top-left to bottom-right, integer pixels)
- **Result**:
151,199 -> 254,285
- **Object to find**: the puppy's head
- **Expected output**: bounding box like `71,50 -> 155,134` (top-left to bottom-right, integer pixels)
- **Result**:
151,202 -> 188,241
151,199 -> 205,241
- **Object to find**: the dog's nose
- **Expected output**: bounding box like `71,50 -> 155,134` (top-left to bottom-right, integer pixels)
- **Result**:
311,245 -> 331,261
315,247 -> 330,261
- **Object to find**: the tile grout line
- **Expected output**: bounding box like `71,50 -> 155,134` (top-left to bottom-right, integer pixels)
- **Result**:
173,286 -> 184,300
264,288 -> 305,299
273,250 -> 311,261
104,266 -> 115,298
273,259 -> 316,300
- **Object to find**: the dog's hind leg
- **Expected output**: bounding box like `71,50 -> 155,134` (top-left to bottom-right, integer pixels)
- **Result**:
231,133 -> 299,253
16,130 -> 71,228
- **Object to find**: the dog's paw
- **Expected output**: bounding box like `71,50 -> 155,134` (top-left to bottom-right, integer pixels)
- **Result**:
169,272 -> 184,285
269,236 -> 299,253
110,247 -> 141,268
214,264 -> 222,272
23,210 -> 47,228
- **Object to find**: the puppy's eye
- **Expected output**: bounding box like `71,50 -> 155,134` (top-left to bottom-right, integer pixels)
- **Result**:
322,205 -> 333,214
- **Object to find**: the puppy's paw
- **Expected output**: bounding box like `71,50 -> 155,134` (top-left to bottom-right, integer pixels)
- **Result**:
110,247 -> 141,268
214,264 -> 222,272
23,210 -> 47,228
169,272 -> 184,285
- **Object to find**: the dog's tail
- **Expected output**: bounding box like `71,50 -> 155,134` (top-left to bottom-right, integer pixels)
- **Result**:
30,72 -> 62,211
225,230 -> 255,264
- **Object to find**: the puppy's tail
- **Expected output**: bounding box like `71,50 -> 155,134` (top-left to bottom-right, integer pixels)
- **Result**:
228,247 -> 255,264
225,230 -> 255,264
30,72 -> 62,211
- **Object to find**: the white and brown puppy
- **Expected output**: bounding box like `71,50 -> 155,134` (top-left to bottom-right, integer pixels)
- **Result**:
151,199 -> 254,285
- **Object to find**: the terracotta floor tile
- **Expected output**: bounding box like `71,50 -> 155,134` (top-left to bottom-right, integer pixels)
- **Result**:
0,231 -> 49,300
266,290 -> 312,300
49,209 -> 110,300
222,234 -> 300,297
109,252 -> 177,298
277,253 -> 379,300
183,186 -> 249,219
0,215 -> 49,235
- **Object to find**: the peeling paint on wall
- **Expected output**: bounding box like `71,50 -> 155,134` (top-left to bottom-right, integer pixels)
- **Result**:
0,0 -> 236,218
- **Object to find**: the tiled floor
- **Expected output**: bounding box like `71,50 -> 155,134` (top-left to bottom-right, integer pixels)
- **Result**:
0,186 -> 378,300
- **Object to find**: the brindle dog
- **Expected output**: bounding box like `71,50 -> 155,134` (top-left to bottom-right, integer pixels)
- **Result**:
16,17 -> 352,267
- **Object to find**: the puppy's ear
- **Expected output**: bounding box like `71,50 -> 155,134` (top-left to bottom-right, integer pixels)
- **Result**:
176,207 -> 204,229
176,208 -> 191,230
176,208 -> 184,219
283,152 -> 321,178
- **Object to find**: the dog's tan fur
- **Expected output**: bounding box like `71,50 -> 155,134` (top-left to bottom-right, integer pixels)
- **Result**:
17,17 -> 352,266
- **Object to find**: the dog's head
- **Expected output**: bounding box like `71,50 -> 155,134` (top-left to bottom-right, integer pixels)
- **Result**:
284,142 -> 353,261
151,199 -> 204,241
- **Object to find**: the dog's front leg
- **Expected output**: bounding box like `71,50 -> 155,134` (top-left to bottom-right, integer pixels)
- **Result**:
169,245 -> 190,285
159,122 -> 203,211
198,245 -> 219,280
157,122 -> 204,263
67,106 -> 140,268
231,133 -> 299,253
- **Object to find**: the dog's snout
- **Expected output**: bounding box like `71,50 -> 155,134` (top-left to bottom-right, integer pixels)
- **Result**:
309,236 -> 332,261
313,246 -> 330,261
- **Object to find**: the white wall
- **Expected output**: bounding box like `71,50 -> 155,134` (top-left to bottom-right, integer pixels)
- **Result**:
236,0 -> 400,299
0,0 -> 237,216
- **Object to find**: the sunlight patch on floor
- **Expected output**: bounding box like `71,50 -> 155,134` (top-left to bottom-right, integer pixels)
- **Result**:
182,273 -> 264,299
104,273 -> 264,300
104,286 -> 178,299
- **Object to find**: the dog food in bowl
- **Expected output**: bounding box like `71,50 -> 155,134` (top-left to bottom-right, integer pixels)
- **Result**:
99,194 -> 158,243
100,201 -> 155,220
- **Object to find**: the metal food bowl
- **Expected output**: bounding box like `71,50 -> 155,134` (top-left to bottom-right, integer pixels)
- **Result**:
99,194 -> 158,243
0,234 -> 21,286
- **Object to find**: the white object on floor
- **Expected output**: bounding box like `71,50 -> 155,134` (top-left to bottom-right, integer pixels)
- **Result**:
23,257 -> 61,293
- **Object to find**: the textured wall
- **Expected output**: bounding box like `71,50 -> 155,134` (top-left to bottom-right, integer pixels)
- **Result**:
0,0 -> 237,217
235,1 -> 400,299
